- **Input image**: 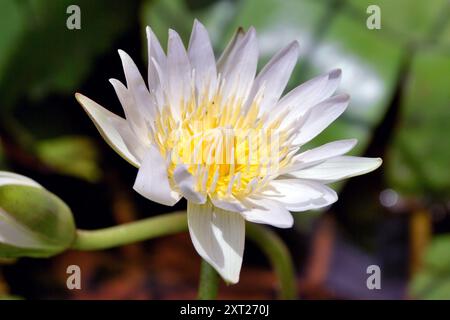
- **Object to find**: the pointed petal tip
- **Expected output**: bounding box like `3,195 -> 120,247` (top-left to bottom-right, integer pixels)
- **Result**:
336,93 -> 350,102
187,202 -> 244,285
146,26 -> 157,42
236,26 -> 245,36
117,49 -> 129,63
208,261 -> 240,284
193,18 -> 201,27
190,18 -> 209,40
330,68 -> 342,78
74,92 -> 90,108
168,28 -> 177,38
247,26 -> 257,37
145,26 -> 151,40
356,157 -> 383,175
224,273 -> 240,285
273,219 -> 294,229
347,138 -> 358,148
289,40 -> 300,51
281,41 -> 300,60
375,157 -> 383,167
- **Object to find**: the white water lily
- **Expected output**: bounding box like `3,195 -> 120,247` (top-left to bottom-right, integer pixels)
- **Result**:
0,172 -> 44,248
0,171 -> 76,258
75,20 -> 382,284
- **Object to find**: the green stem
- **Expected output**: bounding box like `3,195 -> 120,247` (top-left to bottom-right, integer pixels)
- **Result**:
71,211 -> 297,299
72,211 -> 187,250
246,223 -> 297,299
197,260 -> 219,300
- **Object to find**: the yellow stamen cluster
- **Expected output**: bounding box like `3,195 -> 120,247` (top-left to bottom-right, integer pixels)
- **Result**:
150,87 -> 296,199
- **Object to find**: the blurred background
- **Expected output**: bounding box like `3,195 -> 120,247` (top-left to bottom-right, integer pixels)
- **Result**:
0,0 -> 449,299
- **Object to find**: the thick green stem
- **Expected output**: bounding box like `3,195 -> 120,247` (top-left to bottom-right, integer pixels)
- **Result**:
72,211 -> 187,250
246,223 -> 297,299
197,260 -> 219,300
71,211 -> 297,299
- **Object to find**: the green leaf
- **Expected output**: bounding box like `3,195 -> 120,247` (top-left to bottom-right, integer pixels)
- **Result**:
0,184 -> 76,258
36,136 -> 101,183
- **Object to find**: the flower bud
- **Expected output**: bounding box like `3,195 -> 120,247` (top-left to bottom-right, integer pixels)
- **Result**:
0,172 -> 76,258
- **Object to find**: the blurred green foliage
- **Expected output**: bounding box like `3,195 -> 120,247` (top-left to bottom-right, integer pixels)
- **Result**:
0,0 -> 135,181
410,235 -> 450,299
36,136 -> 101,182
0,0 -> 135,104
387,51 -> 450,197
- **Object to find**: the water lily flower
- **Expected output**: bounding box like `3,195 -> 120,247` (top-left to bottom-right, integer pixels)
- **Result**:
75,20 -> 382,284
0,172 -> 75,258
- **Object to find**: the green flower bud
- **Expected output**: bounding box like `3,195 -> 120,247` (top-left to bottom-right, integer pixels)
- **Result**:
0,172 -> 76,258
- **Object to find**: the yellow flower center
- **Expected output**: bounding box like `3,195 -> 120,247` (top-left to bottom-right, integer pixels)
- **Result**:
150,90 -> 294,199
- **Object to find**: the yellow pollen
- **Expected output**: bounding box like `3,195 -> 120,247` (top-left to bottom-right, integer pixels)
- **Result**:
151,88 -> 293,199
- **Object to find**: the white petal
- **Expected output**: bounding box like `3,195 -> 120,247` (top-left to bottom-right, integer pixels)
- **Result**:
259,179 -> 337,212
173,165 -> 206,204
292,94 -> 349,145
288,156 -> 382,183
279,69 -> 341,129
118,50 -> 156,122
217,27 -> 245,73
220,27 -> 258,104
285,139 -> 357,172
146,26 -> 167,92
0,208 -> 43,248
188,19 -> 217,100
167,29 -> 192,120
75,93 -> 143,167
0,172 -> 42,188
109,78 -> 147,140
133,144 -> 181,206
250,41 -> 299,115
240,197 -> 294,228
210,195 -> 248,213
188,201 -> 245,284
